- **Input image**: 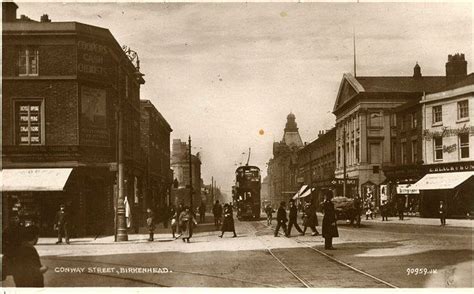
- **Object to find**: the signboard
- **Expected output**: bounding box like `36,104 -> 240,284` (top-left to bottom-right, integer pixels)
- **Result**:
423,125 -> 474,141
396,184 -> 419,194
80,86 -> 109,146
380,184 -> 388,203
428,162 -> 474,173
77,40 -> 112,79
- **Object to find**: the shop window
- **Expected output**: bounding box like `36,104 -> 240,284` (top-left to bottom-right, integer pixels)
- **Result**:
457,100 -> 469,120
459,133 -> 469,159
432,106 -> 442,124
19,47 -> 39,76
15,100 -> 43,145
401,142 -> 407,164
412,140 -> 418,163
434,137 -> 443,161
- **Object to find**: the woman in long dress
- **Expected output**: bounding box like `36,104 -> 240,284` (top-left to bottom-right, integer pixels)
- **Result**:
178,207 -> 197,243
219,204 -> 237,238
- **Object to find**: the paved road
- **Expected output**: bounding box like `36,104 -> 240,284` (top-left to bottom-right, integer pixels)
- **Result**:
2,215 -> 472,288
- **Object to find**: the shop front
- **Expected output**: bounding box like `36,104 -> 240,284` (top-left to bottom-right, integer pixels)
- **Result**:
410,168 -> 474,218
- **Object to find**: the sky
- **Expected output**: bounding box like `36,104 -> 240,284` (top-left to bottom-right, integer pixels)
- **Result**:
16,1 -> 473,199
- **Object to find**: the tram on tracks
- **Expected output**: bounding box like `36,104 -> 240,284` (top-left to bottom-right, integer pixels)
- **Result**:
233,149 -> 261,220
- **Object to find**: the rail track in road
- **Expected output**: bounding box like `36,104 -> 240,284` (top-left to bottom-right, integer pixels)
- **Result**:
250,220 -> 398,288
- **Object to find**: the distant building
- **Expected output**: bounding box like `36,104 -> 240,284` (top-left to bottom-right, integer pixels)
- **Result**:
297,128 -> 336,209
140,100 -> 173,212
267,113 -> 304,207
170,139 -> 202,207
1,2 -> 145,236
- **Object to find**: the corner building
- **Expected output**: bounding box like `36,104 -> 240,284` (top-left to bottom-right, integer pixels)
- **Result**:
2,3 -> 145,236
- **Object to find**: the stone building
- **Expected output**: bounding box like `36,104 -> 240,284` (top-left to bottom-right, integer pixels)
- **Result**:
140,99 -> 173,213
1,2 -> 145,236
170,139 -> 202,207
267,113 -> 304,207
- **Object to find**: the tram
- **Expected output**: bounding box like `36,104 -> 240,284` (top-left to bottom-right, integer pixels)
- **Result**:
233,149 -> 261,220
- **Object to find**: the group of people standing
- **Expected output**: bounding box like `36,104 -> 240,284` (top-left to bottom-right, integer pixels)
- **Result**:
270,192 -> 339,250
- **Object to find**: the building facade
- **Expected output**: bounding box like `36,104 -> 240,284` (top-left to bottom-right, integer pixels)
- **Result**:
414,73 -> 474,217
267,113 -> 304,207
170,139 -> 202,207
297,128 -> 336,209
332,60 -> 454,207
140,99 -> 173,214
2,2 -> 146,236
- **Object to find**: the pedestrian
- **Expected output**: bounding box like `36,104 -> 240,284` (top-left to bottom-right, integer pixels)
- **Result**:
398,198 -> 405,220
2,224 -> 21,282
199,202 -> 206,223
439,200 -> 447,226
219,204 -> 237,238
176,202 -> 184,234
170,207 -> 178,239
146,208 -> 155,241
265,204 -> 274,225
286,200 -> 303,237
381,200 -> 389,221
212,200 -> 223,228
365,200 -> 373,220
352,195 -> 362,228
322,192 -> 338,250
12,225 -> 48,287
302,201 -> 319,236
274,201 -> 288,237
178,206 -> 197,243
54,204 -> 70,245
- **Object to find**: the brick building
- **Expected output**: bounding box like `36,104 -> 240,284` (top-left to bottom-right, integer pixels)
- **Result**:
2,2 -> 146,236
140,99 -> 173,213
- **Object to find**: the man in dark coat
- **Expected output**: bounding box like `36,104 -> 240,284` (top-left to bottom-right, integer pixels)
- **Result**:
381,200 -> 389,221
286,201 -> 303,237
219,204 -> 237,238
212,200 -> 223,228
352,196 -> 362,227
439,200 -> 447,226
398,197 -> 405,220
274,201 -> 288,237
302,202 -> 319,236
54,204 -> 70,245
322,193 -> 338,250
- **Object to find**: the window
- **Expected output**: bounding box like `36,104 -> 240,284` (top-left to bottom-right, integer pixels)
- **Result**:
434,137 -> 443,161
412,140 -> 418,163
125,75 -> 129,98
433,106 -> 442,124
391,141 -> 397,162
19,48 -> 39,76
390,113 -> 397,127
458,100 -> 469,120
337,146 -> 341,166
400,115 -> 405,130
459,133 -> 469,159
15,101 -> 43,145
401,142 -> 407,164
411,113 -> 418,129
369,143 -> 381,164
355,139 -> 360,163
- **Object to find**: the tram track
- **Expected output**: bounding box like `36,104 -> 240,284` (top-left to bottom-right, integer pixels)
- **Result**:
252,220 -> 398,288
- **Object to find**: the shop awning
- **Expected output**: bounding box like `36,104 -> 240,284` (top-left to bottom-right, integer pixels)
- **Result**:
1,168 -> 73,192
410,171 -> 474,191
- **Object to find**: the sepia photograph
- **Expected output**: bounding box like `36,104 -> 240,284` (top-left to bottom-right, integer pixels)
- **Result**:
1,0 -> 473,290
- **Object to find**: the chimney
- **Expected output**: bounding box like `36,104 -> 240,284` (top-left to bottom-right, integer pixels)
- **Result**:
2,1 -> 18,23
413,62 -> 422,78
446,53 -> 467,85
40,14 -> 51,22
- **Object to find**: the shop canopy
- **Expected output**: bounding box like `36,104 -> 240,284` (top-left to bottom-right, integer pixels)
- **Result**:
1,168 -> 73,192
410,171 -> 474,191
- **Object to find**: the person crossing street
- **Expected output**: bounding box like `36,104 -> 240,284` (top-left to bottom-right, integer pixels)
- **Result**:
286,200 -> 303,237
274,201 -> 288,237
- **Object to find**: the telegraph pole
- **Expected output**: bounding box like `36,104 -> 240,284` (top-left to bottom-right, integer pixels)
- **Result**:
188,135 -> 193,211
211,176 -> 214,203
116,75 -> 128,242
343,124 -> 347,198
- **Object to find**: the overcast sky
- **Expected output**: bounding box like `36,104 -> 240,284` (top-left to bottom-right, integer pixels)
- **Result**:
17,1 -> 472,198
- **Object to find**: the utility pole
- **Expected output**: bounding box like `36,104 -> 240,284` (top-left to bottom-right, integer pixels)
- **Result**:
116,72 -> 128,242
188,135 -> 193,212
343,124 -> 347,198
211,176 -> 214,203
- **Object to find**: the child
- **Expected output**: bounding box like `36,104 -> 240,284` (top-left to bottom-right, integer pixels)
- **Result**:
13,225 -> 48,287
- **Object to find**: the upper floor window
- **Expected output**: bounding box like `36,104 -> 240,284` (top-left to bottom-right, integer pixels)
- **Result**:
411,113 -> 418,129
432,105 -> 442,124
15,100 -> 43,145
401,142 -> 407,164
412,140 -> 418,163
458,100 -> 469,120
459,133 -> 470,159
355,139 -> 360,163
434,137 -> 443,161
19,48 -> 39,76
390,113 -> 397,127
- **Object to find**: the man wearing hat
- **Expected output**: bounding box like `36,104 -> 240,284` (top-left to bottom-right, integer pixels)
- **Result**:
54,204 -> 70,244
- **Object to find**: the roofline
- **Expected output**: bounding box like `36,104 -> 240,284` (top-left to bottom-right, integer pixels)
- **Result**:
140,99 -> 173,132
332,73 -> 365,113
421,84 -> 474,104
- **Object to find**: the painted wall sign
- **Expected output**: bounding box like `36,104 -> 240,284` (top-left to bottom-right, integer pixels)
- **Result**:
77,40 -> 112,79
80,86 -> 109,146
423,125 -> 473,140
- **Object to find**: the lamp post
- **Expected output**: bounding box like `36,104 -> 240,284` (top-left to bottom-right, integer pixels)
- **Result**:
188,135 -> 193,212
